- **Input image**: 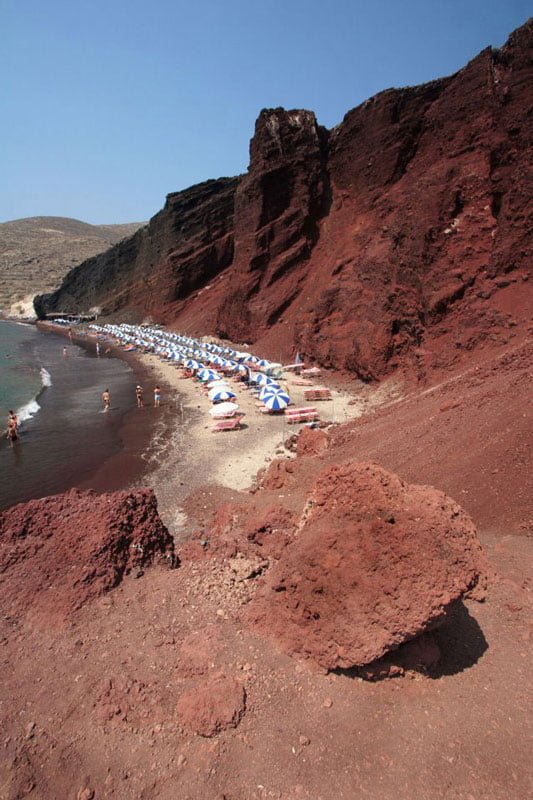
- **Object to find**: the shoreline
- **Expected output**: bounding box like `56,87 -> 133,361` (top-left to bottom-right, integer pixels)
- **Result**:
14,321 -> 370,533
128,347 -> 368,534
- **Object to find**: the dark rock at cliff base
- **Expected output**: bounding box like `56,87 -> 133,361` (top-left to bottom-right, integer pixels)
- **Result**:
246,462 -> 487,669
0,488 -> 174,623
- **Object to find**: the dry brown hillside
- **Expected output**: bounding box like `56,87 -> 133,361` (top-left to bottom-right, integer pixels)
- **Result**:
0,216 -> 145,314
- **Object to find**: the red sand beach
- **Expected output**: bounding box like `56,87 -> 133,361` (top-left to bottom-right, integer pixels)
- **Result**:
0,322 -> 531,800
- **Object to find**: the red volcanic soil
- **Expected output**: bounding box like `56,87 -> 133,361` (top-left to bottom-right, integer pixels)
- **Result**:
0,331 -> 531,799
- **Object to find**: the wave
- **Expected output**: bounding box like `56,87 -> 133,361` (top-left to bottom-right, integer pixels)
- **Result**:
14,368 -> 52,424
40,368 -> 52,387
16,399 -> 41,423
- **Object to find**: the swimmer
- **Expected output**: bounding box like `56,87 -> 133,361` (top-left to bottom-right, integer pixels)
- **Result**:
136,385 -> 144,408
6,410 -> 18,448
154,386 -> 161,407
63,346 -> 68,357
102,388 -> 111,411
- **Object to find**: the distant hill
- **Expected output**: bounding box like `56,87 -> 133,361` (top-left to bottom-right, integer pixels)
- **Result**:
0,216 -> 145,314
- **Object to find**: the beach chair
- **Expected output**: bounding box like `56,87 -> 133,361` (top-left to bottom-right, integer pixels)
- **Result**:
303,387 -> 332,401
285,406 -> 320,424
212,418 -> 242,432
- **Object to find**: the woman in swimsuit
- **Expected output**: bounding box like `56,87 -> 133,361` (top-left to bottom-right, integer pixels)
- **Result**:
154,386 -> 161,407
6,411 -> 18,447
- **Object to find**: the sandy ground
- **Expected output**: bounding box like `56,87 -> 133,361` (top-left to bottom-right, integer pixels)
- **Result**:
133,352 -> 365,533
1,333 -> 531,800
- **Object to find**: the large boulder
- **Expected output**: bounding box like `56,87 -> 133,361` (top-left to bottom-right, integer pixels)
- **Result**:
0,488 -> 175,621
247,462 -> 486,669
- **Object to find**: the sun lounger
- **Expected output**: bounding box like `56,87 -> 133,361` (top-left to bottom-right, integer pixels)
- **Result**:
285,406 -> 318,416
303,387 -> 332,400
286,411 -> 320,424
285,406 -> 320,424
212,418 -> 242,432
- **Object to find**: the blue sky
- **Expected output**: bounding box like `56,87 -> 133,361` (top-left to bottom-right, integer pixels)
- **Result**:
1,0 -> 529,224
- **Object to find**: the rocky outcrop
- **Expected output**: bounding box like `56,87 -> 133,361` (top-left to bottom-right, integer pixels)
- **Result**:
35,179 -> 239,323
36,21 -> 532,380
247,462 -> 487,669
0,488 -> 175,622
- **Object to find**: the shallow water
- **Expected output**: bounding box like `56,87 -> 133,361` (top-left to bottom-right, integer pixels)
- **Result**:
0,322 -> 140,509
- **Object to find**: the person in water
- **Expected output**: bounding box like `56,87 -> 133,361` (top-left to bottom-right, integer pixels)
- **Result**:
6,410 -> 18,447
96,341 -> 100,356
63,346 -> 68,357
102,388 -> 111,411
154,386 -> 161,407
136,385 -> 144,408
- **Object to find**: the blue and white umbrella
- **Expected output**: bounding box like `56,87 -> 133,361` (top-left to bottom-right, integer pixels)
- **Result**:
185,358 -> 200,369
262,389 -> 290,411
209,388 -> 236,402
197,368 -> 220,382
254,373 -> 279,387
258,384 -> 283,400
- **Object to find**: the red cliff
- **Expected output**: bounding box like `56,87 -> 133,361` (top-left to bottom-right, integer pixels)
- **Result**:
36,21 -> 532,381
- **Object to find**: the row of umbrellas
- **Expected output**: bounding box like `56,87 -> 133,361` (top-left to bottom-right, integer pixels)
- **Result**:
89,323 -> 292,411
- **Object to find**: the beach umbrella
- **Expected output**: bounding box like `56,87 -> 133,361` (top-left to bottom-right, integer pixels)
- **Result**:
207,381 -> 231,391
256,359 -> 272,368
234,351 -> 252,362
185,358 -> 200,369
259,384 -> 285,401
209,401 -> 239,417
197,368 -> 220,382
209,388 -> 236,402
262,391 -> 290,411
260,385 -> 290,401
255,373 -> 278,386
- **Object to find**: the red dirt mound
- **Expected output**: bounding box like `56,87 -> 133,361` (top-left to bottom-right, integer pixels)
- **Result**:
0,487 -> 174,622
176,673 -> 247,737
248,462 -> 487,669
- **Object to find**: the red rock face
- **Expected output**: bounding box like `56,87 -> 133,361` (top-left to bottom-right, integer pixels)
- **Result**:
246,462 -> 487,669
0,488 -> 174,623
36,22 -> 532,381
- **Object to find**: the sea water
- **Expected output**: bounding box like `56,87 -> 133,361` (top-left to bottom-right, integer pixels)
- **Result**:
0,320 -> 139,509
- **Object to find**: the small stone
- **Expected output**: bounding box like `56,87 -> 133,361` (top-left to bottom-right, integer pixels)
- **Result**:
323,697 -> 333,708
25,721 -> 36,740
216,609 -> 225,617
77,789 -> 95,800
299,735 -> 310,746
177,754 -> 187,767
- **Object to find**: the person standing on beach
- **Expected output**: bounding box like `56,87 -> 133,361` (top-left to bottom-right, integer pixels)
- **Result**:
6,411 -> 18,447
96,341 -> 100,356
154,386 -> 161,407
102,388 -> 111,411
136,385 -> 144,408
